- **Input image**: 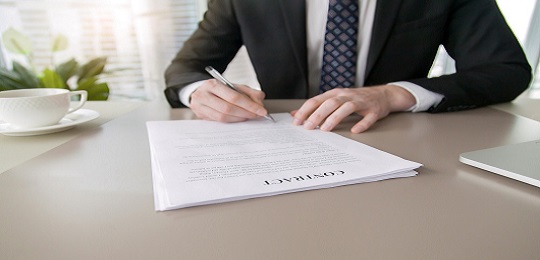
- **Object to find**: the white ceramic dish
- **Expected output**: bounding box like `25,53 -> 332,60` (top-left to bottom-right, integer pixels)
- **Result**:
0,109 -> 100,136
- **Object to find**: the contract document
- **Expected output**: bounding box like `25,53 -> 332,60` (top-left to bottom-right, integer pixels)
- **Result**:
147,113 -> 421,211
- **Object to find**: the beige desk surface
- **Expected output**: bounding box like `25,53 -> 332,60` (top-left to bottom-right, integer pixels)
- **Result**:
492,95 -> 540,122
0,101 -> 145,173
1,99 -> 540,259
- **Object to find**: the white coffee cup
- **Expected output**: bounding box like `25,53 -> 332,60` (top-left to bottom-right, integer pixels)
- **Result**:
0,88 -> 87,129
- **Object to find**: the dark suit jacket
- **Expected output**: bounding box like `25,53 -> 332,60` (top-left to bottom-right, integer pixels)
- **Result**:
164,0 -> 531,112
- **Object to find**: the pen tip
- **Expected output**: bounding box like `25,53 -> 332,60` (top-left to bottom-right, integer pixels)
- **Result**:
266,114 -> 276,123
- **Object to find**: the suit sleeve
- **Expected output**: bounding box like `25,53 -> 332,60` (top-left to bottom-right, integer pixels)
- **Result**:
409,0 -> 531,112
164,0 -> 241,108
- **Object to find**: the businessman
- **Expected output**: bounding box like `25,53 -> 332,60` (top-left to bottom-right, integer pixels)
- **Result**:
164,0 -> 531,133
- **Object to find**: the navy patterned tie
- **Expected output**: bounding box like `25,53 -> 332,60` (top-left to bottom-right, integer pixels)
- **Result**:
319,0 -> 359,93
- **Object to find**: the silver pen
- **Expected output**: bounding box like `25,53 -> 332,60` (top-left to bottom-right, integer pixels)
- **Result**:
205,66 -> 275,122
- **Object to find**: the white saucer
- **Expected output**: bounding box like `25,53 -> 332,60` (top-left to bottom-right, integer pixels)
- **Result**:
0,109 -> 100,136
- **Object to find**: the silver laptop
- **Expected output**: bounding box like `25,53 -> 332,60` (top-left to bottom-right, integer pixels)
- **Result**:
459,139 -> 540,188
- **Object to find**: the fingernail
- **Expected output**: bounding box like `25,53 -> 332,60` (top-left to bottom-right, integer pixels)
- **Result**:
293,118 -> 302,125
320,124 -> 330,131
303,121 -> 315,129
351,126 -> 364,134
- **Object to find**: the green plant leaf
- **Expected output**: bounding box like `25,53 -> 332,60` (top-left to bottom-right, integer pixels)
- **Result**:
0,67 -> 22,83
87,82 -> 109,100
76,76 -> 97,89
0,78 -> 16,91
40,68 -> 66,89
55,58 -> 79,83
77,57 -> 107,83
75,76 -> 109,100
0,68 -> 24,90
1,27 -> 33,55
12,61 -> 41,88
0,77 -> 19,91
51,34 -> 68,52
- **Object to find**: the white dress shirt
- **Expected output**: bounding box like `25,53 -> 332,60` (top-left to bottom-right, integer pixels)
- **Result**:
180,0 -> 444,111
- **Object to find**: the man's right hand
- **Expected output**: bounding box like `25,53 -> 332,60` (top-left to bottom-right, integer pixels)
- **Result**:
189,79 -> 269,123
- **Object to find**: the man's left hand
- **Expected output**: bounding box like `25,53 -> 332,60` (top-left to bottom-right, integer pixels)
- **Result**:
291,85 -> 416,133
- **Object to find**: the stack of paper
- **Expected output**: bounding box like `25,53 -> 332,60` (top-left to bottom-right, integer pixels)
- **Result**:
146,113 -> 421,211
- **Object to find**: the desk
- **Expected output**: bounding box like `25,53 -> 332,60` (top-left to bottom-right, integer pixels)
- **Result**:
1,99 -> 539,259
493,95 -> 540,122
0,101 -> 145,173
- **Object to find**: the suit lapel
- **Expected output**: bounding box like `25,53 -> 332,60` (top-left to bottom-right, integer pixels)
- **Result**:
275,0 -> 401,89
278,0 -> 308,84
365,0 -> 404,79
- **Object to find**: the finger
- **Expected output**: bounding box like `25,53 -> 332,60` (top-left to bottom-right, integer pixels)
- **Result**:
293,89 -> 348,126
212,83 -> 268,117
210,94 -> 261,121
193,102 -> 251,123
290,110 -> 298,117
302,97 -> 346,130
191,84 -> 260,121
319,101 -> 358,132
351,113 -> 379,133
293,96 -> 327,126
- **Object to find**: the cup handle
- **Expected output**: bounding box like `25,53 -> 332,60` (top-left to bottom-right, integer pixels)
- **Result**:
67,90 -> 88,114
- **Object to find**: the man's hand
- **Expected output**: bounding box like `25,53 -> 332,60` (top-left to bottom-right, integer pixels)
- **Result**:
292,85 -> 416,133
189,79 -> 269,122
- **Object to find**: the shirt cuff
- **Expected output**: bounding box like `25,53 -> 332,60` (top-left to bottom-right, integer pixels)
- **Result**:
389,81 -> 445,112
179,80 -> 206,107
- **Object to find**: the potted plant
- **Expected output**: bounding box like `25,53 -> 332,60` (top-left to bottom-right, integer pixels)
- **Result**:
0,27 -> 110,100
